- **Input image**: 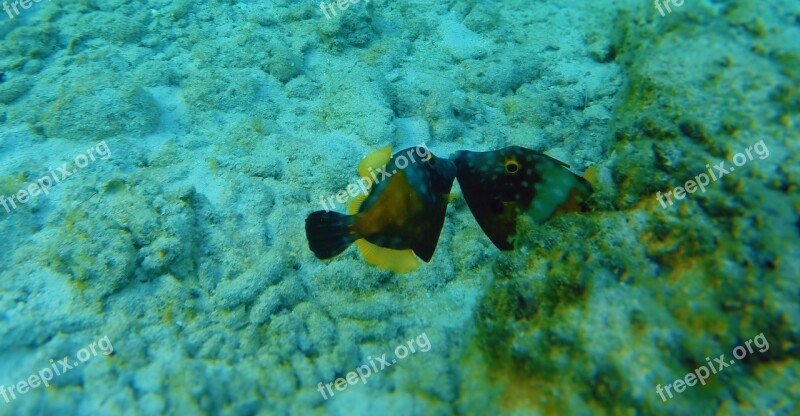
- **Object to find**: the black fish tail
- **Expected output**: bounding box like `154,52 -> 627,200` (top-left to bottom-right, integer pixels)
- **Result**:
305,211 -> 358,259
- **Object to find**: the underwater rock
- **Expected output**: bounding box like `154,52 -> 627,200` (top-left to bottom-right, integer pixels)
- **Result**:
77,12 -> 147,44
1,24 -> 58,59
317,3 -> 375,50
37,87 -> 159,141
438,12 -> 489,61
181,68 -> 263,113
463,48 -> 542,94
0,75 -> 32,104
215,261 -> 283,310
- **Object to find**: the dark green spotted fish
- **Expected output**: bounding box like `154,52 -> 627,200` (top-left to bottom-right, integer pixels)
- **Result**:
452,146 -> 593,250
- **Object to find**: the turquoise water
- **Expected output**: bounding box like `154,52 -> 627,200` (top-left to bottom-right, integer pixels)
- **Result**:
0,0 -> 798,415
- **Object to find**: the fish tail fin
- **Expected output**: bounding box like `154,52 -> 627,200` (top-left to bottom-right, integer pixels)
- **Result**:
305,211 -> 357,259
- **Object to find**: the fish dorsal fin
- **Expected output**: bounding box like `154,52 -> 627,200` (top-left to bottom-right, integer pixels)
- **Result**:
355,239 -> 421,273
348,192 -> 368,215
358,146 -> 392,178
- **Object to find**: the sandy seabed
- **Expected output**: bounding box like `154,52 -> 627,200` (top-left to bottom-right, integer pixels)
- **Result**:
0,0 -> 798,415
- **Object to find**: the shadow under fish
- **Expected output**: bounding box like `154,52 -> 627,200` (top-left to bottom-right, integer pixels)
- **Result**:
305,145 -> 456,273
452,146 -> 594,250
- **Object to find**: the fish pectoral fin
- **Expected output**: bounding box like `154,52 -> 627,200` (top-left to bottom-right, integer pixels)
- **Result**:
355,239 -> 421,274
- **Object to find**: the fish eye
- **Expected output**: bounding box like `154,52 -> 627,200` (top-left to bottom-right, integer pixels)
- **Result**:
505,160 -> 519,174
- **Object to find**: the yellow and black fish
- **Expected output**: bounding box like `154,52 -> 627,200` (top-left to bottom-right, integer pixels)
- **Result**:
452,146 -> 593,250
305,145 -> 456,273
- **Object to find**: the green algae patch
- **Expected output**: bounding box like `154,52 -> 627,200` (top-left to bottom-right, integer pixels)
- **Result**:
455,213 -> 642,415
464,266 -> 621,415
